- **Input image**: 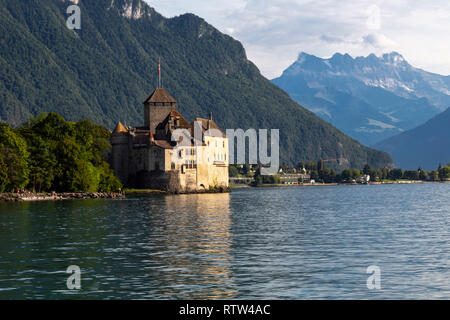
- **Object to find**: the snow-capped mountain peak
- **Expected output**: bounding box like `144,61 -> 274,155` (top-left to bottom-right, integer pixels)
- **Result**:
282,51 -> 450,106
273,51 -> 450,146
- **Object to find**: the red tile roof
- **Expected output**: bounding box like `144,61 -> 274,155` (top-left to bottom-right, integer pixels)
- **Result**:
144,88 -> 177,104
112,122 -> 128,136
194,118 -> 226,138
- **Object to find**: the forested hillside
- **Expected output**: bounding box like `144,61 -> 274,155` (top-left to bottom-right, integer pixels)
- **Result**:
375,107 -> 450,170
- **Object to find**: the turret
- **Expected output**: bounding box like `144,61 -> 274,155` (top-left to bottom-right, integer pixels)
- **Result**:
143,88 -> 177,133
110,122 -> 130,185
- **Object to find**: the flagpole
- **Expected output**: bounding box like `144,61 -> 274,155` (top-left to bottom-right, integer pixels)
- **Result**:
158,58 -> 161,88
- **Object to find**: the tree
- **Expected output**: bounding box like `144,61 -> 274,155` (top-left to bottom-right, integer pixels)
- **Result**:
381,167 -> 389,180
98,165 -> 122,192
363,164 -> 372,175
17,113 -> 122,193
351,169 -> 362,179
0,157 -> 8,193
438,166 -> 450,181
252,168 -> 263,186
229,166 -> 239,177
389,168 -> 403,180
403,170 -> 420,180
430,170 -> 440,181
0,123 -> 29,191
340,169 -> 351,181
310,170 -> 319,180
21,135 -> 56,192
305,161 -> 317,171
419,169 -> 428,181
297,162 -> 305,170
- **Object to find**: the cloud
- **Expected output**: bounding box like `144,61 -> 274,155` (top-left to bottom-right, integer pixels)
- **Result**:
320,34 -> 361,45
144,0 -> 450,78
363,33 -> 396,49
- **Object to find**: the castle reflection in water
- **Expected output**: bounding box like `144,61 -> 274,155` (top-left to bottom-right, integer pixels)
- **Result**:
144,193 -> 237,299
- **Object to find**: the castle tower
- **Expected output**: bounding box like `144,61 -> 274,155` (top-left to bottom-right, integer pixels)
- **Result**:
143,88 -> 177,134
110,122 -> 130,185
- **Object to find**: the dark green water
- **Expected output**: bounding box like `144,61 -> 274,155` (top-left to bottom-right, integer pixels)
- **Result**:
0,184 -> 449,299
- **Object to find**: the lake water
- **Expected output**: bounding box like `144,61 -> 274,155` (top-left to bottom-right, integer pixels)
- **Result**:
0,184 -> 449,299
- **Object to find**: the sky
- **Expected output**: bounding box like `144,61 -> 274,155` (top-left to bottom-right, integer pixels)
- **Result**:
144,0 -> 450,79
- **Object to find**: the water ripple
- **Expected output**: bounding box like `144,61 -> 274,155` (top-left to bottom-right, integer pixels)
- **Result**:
0,184 -> 449,299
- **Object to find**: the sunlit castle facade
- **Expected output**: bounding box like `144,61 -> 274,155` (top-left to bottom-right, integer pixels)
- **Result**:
110,87 -> 229,193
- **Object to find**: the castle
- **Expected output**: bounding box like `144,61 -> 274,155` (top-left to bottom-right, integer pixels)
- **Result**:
110,87 -> 229,193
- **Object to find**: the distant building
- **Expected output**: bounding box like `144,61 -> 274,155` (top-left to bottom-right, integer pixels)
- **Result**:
357,175 -> 371,184
280,173 -> 311,183
110,87 -> 229,193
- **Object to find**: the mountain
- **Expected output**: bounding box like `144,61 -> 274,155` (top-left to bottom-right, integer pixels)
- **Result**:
375,107 -> 450,170
272,52 -> 450,146
0,0 -> 392,169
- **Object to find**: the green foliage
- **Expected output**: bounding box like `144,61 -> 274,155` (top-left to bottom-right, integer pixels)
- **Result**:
26,136 -> 56,192
1,113 -> 122,193
438,166 -> 450,181
0,0 -> 392,170
0,123 -> 29,191
339,169 -> 361,181
99,166 -> 123,192
403,170 -> 420,180
229,165 -> 239,177
430,170 -> 440,181
0,157 -> 9,193
388,168 -> 403,180
262,175 -> 280,185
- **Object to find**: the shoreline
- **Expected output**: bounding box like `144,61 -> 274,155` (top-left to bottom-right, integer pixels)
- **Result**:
1,181 -> 447,202
231,180 -> 450,189
0,192 -> 125,202
0,187 -> 232,202
124,186 -> 232,196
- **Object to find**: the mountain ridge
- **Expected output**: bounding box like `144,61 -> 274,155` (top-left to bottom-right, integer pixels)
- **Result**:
272,51 -> 450,146
375,107 -> 450,170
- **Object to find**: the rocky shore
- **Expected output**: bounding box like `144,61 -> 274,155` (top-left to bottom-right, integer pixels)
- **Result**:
0,192 -> 125,202
125,186 -> 232,195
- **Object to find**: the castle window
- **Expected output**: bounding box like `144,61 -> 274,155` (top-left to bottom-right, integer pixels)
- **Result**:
171,162 -> 176,170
